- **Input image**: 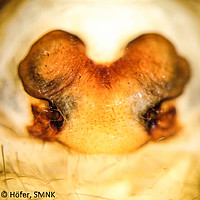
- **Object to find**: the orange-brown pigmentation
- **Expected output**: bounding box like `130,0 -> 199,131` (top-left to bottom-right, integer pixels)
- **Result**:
19,30 -> 190,154
28,104 -> 64,141
143,100 -> 180,141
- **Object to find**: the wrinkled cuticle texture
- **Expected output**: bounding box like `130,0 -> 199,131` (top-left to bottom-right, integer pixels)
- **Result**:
18,30 -> 190,154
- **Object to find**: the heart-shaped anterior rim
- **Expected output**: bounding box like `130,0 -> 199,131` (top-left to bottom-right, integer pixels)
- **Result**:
19,30 -> 190,154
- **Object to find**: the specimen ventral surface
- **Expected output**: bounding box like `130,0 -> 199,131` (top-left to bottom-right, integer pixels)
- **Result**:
0,0 -> 200,200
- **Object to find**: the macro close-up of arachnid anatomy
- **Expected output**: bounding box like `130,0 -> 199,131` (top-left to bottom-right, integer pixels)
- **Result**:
0,0 -> 200,200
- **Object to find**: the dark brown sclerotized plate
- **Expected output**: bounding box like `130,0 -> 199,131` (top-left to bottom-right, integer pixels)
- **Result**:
19,30 -> 190,154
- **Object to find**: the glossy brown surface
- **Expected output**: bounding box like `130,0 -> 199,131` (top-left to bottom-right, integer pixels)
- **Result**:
143,100 -> 180,141
19,30 -> 190,154
27,104 -> 63,141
